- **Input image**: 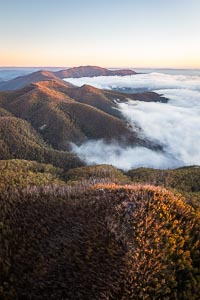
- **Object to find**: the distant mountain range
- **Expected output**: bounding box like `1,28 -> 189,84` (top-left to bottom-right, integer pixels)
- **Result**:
0,66 -> 137,91
54,65 -> 137,79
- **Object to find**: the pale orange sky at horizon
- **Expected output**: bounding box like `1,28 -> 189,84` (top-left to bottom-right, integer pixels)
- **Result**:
1,0 -> 200,69
1,54 -> 200,68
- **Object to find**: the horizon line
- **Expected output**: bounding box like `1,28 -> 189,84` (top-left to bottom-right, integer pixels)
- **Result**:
1,65 -> 200,70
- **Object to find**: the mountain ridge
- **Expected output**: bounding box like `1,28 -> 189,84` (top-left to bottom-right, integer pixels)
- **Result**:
0,66 -> 137,91
0,78 -> 166,152
55,65 -> 137,79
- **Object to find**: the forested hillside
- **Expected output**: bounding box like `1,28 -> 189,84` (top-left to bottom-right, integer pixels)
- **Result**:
0,173 -> 199,299
0,70 -> 199,300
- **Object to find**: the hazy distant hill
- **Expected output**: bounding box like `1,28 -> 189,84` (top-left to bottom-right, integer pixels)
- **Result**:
0,66 -> 137,91
54,65 -> 137,79
0,70 -> 63,91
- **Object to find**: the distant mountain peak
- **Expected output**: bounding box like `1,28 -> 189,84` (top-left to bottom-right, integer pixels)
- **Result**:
54,65 -> 137,79
0,66 -> 137,91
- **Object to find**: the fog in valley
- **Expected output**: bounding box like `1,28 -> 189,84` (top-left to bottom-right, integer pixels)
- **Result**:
67,72 -> 200,170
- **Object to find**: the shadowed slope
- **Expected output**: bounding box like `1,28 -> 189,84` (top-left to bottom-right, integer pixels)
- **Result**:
59,101 -> 138,142
0,116 -> 83,170
65,84 -> 168,117
63,84 -> 122,118
0,82 -> 87,149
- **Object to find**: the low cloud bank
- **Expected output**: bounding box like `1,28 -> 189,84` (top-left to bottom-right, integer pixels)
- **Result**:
65,72 -> 200,91
69,72 -> 200,170
71,141 -> 179,170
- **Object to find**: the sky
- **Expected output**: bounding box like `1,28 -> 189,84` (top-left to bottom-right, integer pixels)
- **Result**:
0,0 -> 200,68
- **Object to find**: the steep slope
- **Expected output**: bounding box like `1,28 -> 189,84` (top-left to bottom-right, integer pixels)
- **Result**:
0,116 -> 83,170
62,84 -> 121,117
60,101 -> 138,142
0,82 -> 87,149
0,80 -> 150,150
54,65 -> 137,78
65,84 -> 168,117
0,183 -> 199,299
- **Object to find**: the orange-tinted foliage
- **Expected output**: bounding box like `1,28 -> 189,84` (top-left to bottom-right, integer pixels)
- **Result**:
0,183 -> 199,299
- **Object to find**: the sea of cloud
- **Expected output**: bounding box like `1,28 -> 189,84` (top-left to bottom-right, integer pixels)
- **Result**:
66,72 -> 200,170
65,72 -> 200,91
